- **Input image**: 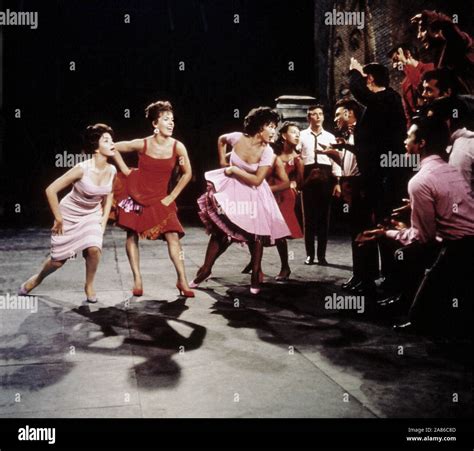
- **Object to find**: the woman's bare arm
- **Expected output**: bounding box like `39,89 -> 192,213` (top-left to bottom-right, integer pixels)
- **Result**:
112,151 -> 132,176
269,157 -> 290,193
100,174 -> 115,232
114,139 -> 144,153
162,141 -> 192,206
226,164 -> 271,187
218,134 -> 230,167
112,139 -> 144,176
45,165 -> 83,234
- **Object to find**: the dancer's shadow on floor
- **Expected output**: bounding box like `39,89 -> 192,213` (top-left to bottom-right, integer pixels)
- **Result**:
199,280 -> 472,418
200,278 -> 373,346
71,297 -> 207,389
0,296 -> 206,392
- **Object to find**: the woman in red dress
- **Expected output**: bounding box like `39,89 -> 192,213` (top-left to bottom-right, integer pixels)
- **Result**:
112,101 -> 194,297
242,121 -> 304,280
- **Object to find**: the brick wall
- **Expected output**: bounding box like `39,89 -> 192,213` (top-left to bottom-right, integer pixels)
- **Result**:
316,0 -> 474,106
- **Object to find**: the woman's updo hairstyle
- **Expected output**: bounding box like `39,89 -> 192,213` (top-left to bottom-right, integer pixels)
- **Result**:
145,100 -> 173,124
273,121 -> 299,155
83,123 -> 114,154
243,107 -> 280,136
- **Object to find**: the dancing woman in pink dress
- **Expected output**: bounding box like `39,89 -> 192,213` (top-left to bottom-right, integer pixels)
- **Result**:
242,121 -> 304,280
190,107 -> 291,294
19,124 -> 117,303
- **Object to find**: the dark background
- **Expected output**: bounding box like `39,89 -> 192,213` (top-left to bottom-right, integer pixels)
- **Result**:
1,0 -> 473,227
1,0 -> 315,226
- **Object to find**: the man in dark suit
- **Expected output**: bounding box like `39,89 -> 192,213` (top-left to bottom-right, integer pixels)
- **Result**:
348,59 -> 409,296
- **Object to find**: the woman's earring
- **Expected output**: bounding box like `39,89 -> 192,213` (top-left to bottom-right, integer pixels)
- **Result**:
154,128 -> 160,135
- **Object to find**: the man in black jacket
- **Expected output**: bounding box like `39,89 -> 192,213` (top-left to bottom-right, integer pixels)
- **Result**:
348,58 -> 409,295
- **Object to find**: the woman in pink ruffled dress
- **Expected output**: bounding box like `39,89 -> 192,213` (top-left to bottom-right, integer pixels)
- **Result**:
190,107 -> 291,294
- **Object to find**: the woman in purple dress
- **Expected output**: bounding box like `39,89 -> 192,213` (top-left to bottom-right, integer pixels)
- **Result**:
190,107 -> 291,294
19,124 -> 117,303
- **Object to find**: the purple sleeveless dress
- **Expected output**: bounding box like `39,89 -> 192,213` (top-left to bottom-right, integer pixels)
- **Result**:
51,160 -> 116,260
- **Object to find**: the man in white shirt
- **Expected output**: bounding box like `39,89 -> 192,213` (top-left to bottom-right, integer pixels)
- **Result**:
427,96 -> 474,194
448,127 -> 474,193
299,105 -> 342,265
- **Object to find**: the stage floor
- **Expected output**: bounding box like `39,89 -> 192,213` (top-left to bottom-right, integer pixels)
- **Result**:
0,226 -> 471,418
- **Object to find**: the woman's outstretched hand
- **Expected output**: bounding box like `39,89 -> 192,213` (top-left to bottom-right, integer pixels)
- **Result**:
51,218 -> 64,235
160,195 -> 175,207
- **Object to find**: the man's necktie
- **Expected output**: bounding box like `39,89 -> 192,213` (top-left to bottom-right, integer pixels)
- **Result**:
311,132 -> 318,163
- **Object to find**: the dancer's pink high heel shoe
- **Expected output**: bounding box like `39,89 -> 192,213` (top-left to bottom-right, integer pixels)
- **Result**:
18,283 -> 29,296
250,271 -> 264,294
189,270 -> 212,288
84,286 -> 98,304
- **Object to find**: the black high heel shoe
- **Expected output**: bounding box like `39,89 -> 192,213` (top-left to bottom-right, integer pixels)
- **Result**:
275,268 -> 291,281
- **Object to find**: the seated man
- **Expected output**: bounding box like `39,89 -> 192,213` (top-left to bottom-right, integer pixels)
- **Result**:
357,116 -> 474,332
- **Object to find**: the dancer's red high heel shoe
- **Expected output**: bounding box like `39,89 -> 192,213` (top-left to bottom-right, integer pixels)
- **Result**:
176,282 -> 195,298
132,281 -> 143,296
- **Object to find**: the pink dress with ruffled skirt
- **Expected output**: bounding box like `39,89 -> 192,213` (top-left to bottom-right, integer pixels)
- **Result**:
197,132 -> 290,245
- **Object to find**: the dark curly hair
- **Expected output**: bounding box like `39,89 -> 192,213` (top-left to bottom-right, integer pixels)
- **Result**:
83,123 -> 114,154
307,104 -> 325,114
243,107 -> 280,136
422,68 -> 457,96
411,115 -> 450,160
273,121 -> 299,155
335,98 -> 363,121
363,63 -> 390,88
145,100 -> 173,124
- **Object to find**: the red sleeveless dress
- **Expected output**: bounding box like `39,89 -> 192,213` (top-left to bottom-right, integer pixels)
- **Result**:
112,138 -> 185,240
267,156 -> 303,239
